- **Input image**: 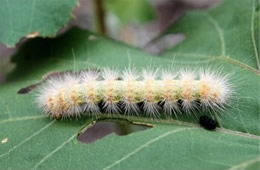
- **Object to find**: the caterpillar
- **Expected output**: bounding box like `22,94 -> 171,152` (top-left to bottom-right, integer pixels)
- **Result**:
36,68 -> 233,119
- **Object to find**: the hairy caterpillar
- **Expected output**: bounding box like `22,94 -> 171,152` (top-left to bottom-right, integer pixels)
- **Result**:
36,68 -> 233,119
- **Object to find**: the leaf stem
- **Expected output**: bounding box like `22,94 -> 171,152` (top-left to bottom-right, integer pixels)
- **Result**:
94,0 -> 106,35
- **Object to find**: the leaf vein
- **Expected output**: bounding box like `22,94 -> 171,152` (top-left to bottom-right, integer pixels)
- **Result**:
0,120 -> 55,159
102,127 -> 193,170
229,156 -> 260,170
169,52 -> 260,75
206,13 -> 226,56
251,0 -> 260,70
0,115 -> 45,125
33,133 -> 77,169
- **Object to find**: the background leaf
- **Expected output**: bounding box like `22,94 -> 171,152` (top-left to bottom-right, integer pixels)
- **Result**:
162,0 -> 260,69
104,0 -> 156,24
0,0 -> 259,169
0,0 -> 77,47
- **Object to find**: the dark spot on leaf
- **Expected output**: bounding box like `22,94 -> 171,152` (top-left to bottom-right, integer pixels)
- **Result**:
77,120 -> 151,144
199,115 -> 218,130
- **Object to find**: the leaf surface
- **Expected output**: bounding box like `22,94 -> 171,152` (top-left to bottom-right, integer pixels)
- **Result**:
162,0 -> 260,69
0,0 -> 77,47
104,0 -> 156,24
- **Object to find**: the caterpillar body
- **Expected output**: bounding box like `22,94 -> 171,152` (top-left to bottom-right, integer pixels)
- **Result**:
36,68 -> 233,119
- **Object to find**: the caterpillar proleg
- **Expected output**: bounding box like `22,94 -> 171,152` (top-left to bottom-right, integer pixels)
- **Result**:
36,68 -> 233,119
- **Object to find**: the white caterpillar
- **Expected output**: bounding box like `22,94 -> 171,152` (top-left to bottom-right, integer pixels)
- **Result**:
36,68 -> 233,119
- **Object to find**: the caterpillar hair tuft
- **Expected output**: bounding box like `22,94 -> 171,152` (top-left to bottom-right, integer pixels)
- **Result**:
36,68 -> 233,119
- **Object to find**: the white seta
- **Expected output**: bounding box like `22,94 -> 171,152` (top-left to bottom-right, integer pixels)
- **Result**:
36,68 -> 233,119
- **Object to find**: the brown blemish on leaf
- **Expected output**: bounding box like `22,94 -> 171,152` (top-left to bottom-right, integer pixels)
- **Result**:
132,121 -> 154,127
1,137 -> 8,144
27,31 -> 39,38
88,35 -> 97,40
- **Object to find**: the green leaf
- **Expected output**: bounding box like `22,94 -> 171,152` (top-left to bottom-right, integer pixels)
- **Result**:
0,27 -> 259,169
0,0 -> 259,169
162,0 -> 260,70
0,0 -> 77,47
104,0 -> 156,24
